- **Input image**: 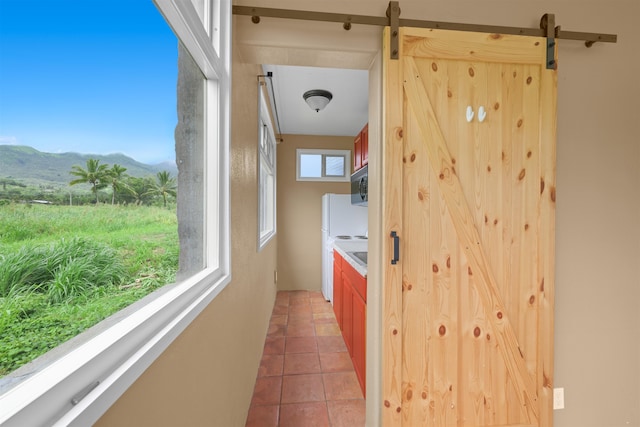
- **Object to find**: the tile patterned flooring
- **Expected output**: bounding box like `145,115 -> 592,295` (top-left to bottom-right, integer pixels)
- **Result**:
245,291 -> 365,427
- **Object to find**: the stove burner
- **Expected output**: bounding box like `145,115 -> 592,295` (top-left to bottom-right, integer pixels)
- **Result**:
335,235 -> 352,240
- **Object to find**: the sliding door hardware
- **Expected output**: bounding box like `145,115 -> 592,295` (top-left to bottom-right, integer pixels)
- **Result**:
233,2 -> 617,61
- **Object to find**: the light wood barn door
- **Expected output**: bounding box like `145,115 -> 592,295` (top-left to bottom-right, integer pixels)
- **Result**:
382,27 -> 557,427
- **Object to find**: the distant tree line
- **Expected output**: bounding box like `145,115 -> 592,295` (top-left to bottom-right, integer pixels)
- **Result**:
0,159 -> 177,207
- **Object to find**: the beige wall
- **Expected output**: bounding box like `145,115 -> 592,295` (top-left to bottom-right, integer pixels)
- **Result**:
95,37 -> 278,427
276,134 -> 353,291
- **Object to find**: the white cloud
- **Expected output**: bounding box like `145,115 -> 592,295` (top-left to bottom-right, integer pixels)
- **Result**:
0,136 -> 19,145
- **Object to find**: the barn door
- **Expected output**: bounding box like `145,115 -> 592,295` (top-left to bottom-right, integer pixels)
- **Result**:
382,27 -> 557,426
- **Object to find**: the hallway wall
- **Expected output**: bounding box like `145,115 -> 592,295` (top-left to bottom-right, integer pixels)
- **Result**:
276,134 -> 352,291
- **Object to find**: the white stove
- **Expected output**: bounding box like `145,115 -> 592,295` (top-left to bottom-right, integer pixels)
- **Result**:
333,235 -> 368,240
321,194 -> 368,302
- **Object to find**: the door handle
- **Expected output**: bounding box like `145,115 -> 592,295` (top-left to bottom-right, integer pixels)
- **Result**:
390,231 -> 399,264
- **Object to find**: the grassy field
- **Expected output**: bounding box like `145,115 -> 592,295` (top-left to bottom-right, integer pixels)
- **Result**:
0,203 -> 178,376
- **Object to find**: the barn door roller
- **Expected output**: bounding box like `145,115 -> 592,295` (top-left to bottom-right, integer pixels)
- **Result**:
387,2 -> 400,60
233,2 -> 617,61
542,13 -> 557,70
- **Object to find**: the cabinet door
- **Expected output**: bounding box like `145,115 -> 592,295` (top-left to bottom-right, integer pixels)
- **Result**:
354,132 -> 363,171
333,254 -> 343,327
344,261 -> 366,303
352,291 -> 366,396
361,124 -> 368,167
341,272 -> 354,354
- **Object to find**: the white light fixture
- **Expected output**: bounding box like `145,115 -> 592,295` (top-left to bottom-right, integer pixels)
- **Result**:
303,89 -> 333,113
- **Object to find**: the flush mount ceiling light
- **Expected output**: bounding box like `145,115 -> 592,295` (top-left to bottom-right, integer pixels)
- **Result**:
303,89 -> 333,113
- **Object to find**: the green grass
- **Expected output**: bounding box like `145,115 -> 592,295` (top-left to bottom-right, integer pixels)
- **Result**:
0,203 -> 178,376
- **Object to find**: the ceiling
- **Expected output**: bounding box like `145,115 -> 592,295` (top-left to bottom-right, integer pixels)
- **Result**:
261,64 -> 369,139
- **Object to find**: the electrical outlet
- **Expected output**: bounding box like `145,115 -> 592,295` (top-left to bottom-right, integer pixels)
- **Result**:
553,387 -> 565,410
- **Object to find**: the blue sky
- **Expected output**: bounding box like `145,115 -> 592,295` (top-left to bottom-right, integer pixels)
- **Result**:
0,0 -> 178,164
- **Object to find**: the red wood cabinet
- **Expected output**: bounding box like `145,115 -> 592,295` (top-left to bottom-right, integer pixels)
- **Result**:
361,123 -> 368,168
352,290 -> 366,394
354,131 -> 363,171
341,273 -> 354,354
333,252 -> 343,327
353,123 -> 368,172
332,251 -> 366,396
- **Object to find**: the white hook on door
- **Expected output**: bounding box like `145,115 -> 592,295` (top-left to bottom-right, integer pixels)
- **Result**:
478,106 -> 487,123
466,106 -> 474,123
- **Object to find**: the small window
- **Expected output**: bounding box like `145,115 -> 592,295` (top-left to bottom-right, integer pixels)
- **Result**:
296,149 -> 351,182
258,83 -> 276,250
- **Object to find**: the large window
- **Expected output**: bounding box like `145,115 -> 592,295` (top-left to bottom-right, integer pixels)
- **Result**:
0,1 -> 231,425
296,149 -> 351,182
258,85 -> 277,250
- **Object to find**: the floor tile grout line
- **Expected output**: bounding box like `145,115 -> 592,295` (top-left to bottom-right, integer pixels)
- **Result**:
250,291 -> 360,426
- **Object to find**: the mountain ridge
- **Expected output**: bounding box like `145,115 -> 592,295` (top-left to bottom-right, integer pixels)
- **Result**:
0,145 -> 178,188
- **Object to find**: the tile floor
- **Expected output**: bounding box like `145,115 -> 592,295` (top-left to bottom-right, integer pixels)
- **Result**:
245,290 -> 365,427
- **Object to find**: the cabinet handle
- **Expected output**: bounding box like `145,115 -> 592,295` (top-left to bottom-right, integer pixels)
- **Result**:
390,231 -> 399,265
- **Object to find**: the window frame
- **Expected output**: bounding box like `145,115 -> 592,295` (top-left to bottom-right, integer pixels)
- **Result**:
0,1 -> 231,426
296,148 -> 351,182
257,84 -> 277,251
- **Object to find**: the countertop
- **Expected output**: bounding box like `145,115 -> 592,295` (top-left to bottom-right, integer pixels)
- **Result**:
332,240 -> 368,278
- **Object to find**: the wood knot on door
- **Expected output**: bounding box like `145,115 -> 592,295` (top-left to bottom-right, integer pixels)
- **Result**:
518,168 -> 526,181
417,186 -> 428,202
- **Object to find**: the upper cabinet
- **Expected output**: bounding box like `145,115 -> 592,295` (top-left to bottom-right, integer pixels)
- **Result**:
353,123 -> 368,172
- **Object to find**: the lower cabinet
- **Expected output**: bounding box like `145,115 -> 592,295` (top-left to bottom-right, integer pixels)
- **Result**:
333,253 -> 343,328
341,273 -> 354,355
351,291 -> 366,394
332,251 -> 366,396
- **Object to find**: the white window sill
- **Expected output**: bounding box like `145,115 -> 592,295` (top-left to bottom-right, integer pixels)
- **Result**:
0,268 -> 231,427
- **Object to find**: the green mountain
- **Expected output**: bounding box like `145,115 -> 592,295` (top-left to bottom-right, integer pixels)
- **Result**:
0,145 -> 178,188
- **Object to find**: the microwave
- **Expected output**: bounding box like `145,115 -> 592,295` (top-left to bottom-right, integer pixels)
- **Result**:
351,165 -> 368,206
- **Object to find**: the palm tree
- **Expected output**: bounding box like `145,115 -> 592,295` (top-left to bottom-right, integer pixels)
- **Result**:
122,176 -> 151,205
69,159 -> 110,204
107,164 -> 130,205
147,171 -> 177,207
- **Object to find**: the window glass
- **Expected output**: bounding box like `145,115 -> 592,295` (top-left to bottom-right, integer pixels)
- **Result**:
325,155 -> 346,177
296,149 -> 351,182
0,0 -> 178,377
300,154 -> 323,178
0,0 -> 232,424
258,84 -> 276,250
